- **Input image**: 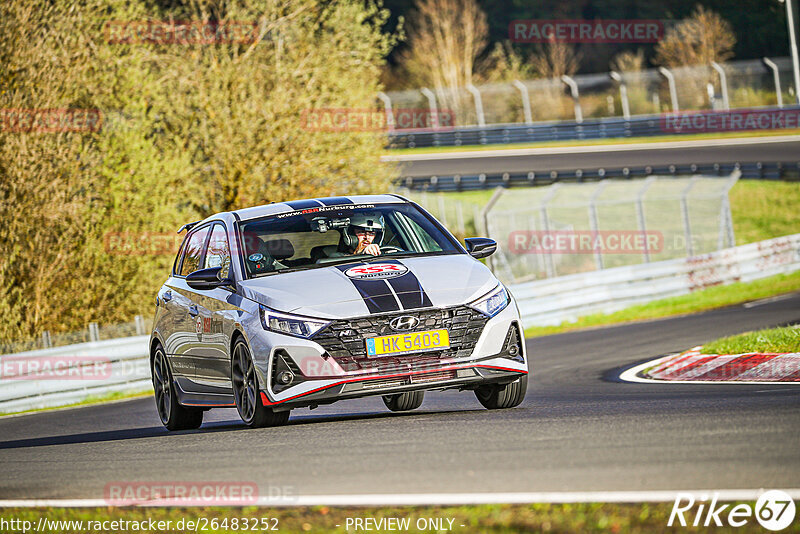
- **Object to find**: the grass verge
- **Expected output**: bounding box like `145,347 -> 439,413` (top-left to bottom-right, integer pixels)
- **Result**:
0,503 -> 763,533
702,325 -> 800,354
524,271 -> 800,338
385,129 -> 800,156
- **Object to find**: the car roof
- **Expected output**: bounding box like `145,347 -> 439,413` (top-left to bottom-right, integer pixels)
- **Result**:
233,194 -> 409,222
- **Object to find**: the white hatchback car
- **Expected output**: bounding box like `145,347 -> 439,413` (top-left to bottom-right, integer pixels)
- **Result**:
150,195 -> 528,430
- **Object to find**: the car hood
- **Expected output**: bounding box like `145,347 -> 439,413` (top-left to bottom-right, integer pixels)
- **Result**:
237,254 -> 498,319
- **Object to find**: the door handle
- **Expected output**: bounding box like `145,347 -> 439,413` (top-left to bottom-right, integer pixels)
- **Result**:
188,305 -> 199,317
162,290 -> 172,302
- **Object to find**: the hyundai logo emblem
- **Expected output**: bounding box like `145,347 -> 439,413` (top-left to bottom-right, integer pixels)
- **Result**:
389,316 -> 419,331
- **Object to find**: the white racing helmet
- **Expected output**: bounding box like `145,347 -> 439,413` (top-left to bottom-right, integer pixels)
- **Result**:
343,213 -> 384,249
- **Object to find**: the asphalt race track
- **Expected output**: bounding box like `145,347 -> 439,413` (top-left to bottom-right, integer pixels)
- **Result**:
1,293 -> 798,500
388,137 -> 800,177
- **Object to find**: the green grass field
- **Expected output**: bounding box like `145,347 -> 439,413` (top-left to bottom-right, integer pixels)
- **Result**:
0,502 -> 774,533
702,325 -> 800,354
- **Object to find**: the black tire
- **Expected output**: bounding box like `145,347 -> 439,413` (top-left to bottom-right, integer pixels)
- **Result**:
152,345 -> 203,431
231,339 -> 290,428
475,374 -> 528,409
382,390 -> 424,411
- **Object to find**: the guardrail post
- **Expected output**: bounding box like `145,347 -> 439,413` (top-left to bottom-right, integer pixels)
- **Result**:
480,187 -> 506,272
539,184 -> 562,278
512,80 -> 533,124
561,75 -> 583,123
135,315 -> 145,336
466,84 -> 486,127
609,71 -> 631,119
658,67 -> 680,112
88,322 -> 100,342
635,177 -> 657,263
710,62 -> 730,110
42,330 -> 52,349
680,177 -> 699,257
588,181 -> 610,270
763,57 -> 784,108
420,88 -> 439,129
376,92 -> 395,131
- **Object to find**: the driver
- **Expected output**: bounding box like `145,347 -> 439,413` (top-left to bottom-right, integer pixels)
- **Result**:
343,214 -> 384,256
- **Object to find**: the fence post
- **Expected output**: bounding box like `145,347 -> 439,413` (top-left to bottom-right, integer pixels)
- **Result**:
658,67 -> 680,112
588,181 -> 610,270
635,177 -> 657,263
710,62 -> 730,110
135,315 -> 145,336
763,57 -> 783,108
420,88 -> 439,129
680,177 -> 699,257
609,71 -> 631,119
466,84 -> 486,127
480,187 -> 506,272
455,201 -> 466,236
437,195 -> 448,225
718,169 -> 741,249
376,92 -> 395,131
561,75 -> 583,123
512,80 -> 533,124
539,184 -> 562,278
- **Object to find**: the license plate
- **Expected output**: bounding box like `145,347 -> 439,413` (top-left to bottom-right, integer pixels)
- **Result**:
365,329 -> 450,358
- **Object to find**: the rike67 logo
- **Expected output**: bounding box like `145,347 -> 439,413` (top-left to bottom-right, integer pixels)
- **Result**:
669,490 -> 796,530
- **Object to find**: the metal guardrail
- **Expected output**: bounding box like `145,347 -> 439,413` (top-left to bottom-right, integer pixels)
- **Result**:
388,105 -> 800,149
400,162 -> 800,191
509,233 -> 800,326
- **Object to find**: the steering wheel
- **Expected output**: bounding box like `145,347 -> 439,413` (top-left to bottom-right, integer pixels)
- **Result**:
380,246 -> 404,254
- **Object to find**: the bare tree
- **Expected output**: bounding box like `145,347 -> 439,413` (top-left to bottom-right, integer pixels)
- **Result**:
611,49 -> 645,73
529,39 -> 580,80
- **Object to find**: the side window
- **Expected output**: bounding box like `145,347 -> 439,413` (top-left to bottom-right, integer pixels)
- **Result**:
173,236 -> 189,276
203,224 -> 231,278
179,226 -> 210,276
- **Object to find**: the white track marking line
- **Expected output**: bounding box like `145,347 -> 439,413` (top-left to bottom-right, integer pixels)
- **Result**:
381,134 -> 800,162
3,489 -> 800,507
620,353 -> 800,385
743,293 -> 800,308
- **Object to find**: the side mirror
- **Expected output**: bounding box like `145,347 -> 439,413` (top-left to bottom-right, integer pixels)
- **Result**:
464,237 -> 497,259
186,267 -> 230,290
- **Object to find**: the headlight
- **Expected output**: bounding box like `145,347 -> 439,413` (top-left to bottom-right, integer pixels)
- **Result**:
259,305 -> 330,338
469,285 -> 509,318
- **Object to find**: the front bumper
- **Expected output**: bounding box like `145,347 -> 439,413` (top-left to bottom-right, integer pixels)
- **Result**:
248,299 -> 528,409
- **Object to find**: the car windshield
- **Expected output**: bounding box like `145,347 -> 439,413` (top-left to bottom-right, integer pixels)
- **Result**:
238,202 -> 461,277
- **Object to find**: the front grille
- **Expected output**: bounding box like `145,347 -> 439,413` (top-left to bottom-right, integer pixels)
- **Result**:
312,306 -> 489,373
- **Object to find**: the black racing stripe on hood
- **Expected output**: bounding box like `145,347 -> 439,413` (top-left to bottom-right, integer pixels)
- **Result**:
286,199 -> 323,210
317,197 -> 353,206
386,264 -> 433,310
335,264 -> 400,314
